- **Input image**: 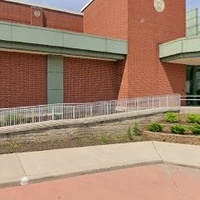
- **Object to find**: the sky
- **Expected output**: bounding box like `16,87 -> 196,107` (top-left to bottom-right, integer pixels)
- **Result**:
8,0 -> 200,12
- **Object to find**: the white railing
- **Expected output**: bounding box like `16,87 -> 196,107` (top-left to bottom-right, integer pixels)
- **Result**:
181,95 -> 200,106
0,94 -> 180,127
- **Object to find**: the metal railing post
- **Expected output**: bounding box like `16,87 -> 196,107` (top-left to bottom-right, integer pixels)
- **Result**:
39,106 -> 41,122
136,98 -> 139,111
10,110 -> 12,126
106,103 -> 109,115
166,95 -> 168,107
52,106 -> 54,120
62,104 -> 64,120
159,97 -> 161,108
73,106 -> 75,119
90,105 -> 93,117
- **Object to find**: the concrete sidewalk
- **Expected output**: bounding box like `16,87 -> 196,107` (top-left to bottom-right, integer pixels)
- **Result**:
0,141 -> 200,188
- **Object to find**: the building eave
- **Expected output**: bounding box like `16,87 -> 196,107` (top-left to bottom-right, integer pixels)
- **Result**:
81,0 -> 94,12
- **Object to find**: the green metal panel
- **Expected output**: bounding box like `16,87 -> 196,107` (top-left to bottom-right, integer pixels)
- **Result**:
186,9 -> 198,20
183,37 -> 200,52
159,39 -> 182,58
0,21 -> 128,60
160,36 -> 200,58
0,23 -> 12,41
160,52 -> 200,63
48,56 -> 64,73
0,41 -> 126,60
186,9 -> 199,37
106,39 -> 128,54
63,33 -> 105,52
47,90 -> 64,104
159,36 -> 200,65
186,18 -> 198,28
12,26 -> 63,47
48,56 -> 63,104
48,73 -> 63,90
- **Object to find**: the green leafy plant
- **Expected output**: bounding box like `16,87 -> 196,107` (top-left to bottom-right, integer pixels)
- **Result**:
54,114 -> 62,120
187,114 -> 200,124
190,124 -> 200,135
100,133 -> 107,144
4,114 -> 25,126
165,112 -> 179,123
126,126 -> 133,140
10,142 -> 21,150
148,123 -> 163,132
171,124 -> 186,135
133,123 -> 140,136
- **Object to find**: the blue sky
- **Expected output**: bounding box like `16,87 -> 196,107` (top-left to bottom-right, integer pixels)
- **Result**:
10,0 -> 200,12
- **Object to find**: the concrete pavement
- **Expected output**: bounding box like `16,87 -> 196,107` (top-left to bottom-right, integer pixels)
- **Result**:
0,141 -> 200,188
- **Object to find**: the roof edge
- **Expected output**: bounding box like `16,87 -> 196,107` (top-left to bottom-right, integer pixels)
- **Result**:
81,0 -> 94,12
3,0 -> 83,16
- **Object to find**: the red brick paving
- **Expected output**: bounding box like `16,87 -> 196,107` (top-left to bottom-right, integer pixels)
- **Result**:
0,164 -> 200,200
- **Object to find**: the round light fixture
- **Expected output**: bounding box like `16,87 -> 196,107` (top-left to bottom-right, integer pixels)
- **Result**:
34,10 -> 41,17
154,0 -> 165,13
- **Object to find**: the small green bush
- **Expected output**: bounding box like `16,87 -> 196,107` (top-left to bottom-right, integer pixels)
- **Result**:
10,142 -> 21,150
100,133 -> 107,144
4,114 -> 25,126
148,123 -> 163,132
190,124 -> 200,135
126,126 -> 133,140
171,124 -> 186,135
133,123 -> 140,136
187,114 -> 200,124
165,112 -> 179,123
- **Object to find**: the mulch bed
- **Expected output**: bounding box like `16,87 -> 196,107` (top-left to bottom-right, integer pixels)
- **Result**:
0,113 -> 200,154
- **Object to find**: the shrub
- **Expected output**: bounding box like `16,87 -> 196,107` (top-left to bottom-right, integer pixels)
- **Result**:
171,124 -> 186,135
148,123 -> 163,132
190,124 -> 200,135
100,133 -> 107,144
126,126 -> 133,140
10,142 -> 21,150
164,112 -> 179,123
187,114 -> 200,124
133,123 -> 140,136
4,114 -> 25,126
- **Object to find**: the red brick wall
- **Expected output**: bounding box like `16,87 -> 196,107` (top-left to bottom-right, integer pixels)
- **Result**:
83,0 -> 128,39
43,9 -> 83,32
0,1 -> 31,24
64,58 -> 122,103
118,0 -> 186,99
0,51 -> 47,108
0,1 -> 83,32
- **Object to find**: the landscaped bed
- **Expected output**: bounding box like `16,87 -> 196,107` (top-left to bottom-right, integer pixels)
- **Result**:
0,112 -> 200,154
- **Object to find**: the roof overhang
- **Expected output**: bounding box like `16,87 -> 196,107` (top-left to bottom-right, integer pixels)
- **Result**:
0,21 -> 128,61
159,36 -> 200,66
81,0 -> 94,12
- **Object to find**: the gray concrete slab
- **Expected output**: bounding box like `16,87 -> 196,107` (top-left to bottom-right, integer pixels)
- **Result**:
18,142 -> 162,182
87,142 -> 162,167
153,141 -> 200,168
0,154 -> 25,186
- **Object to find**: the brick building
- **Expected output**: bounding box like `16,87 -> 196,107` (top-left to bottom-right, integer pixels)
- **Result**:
0,0 -> 191,108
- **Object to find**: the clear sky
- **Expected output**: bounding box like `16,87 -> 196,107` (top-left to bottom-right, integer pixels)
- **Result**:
9,0 -> 200,12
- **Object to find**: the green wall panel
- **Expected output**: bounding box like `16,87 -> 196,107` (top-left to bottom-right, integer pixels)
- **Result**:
0,21 -> 127,60
48,90 -> 64,105
48,56 -> 64,104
